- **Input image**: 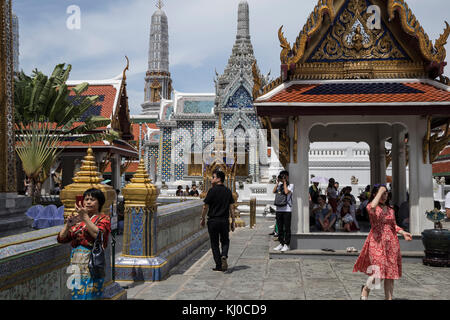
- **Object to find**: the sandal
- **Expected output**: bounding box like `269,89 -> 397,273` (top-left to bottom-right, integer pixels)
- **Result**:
346,247 -> 352,253
352,247 -> 358,253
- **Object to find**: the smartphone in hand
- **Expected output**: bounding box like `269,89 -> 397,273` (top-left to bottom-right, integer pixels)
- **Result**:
75,195 -> 84,208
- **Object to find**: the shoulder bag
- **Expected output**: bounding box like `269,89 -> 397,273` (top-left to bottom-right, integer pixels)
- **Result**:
274,185 -> 288,207
89,230 -> 106,279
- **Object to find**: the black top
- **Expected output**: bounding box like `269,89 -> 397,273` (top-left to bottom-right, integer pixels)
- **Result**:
203,184 -> 234,220
189,190 -> 199,196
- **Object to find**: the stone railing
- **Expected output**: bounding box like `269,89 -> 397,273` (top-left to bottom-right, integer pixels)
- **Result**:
115,199 -> 207,281
0,226 -> 126,300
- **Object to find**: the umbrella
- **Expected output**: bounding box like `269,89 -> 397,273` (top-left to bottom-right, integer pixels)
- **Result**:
311,176 -> 328,184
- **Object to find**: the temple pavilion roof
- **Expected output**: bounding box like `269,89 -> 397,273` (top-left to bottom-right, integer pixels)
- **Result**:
59,72 -> 138,158
255,78 -> 450,116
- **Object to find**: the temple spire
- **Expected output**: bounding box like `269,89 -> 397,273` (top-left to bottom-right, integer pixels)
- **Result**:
141,0 -> 172,115
237,1 -> 250,39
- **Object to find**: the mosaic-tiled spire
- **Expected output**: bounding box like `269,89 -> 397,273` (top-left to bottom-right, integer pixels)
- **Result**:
142,0 -> 172,116
215,0 -> 262,108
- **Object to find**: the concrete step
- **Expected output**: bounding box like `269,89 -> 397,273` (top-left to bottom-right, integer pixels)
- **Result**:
0,215 -> 33,238
269,248 -> 424,262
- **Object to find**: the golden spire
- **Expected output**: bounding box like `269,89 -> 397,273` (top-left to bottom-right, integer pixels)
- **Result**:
122,158 -> 158,207
60,147 -> 116,219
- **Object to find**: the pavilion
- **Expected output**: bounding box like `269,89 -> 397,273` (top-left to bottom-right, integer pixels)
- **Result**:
254,0 -> 450,249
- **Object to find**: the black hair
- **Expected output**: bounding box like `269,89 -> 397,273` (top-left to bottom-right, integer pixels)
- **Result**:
319,195 -> 327,202
434,201 -> 441,210
280,170 -> 289,177
83,188 -> 106,212
328,178 -> 336,189
368,185 -> 391,208
177,185 -> 182,190
213,169 -> 225,183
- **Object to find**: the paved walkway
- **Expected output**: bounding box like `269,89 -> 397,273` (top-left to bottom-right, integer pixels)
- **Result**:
121,217 -> 450,300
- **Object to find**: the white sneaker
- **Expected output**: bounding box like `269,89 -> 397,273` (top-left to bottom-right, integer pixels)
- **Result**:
273,244 -> 283,251
281,244 -> 290,252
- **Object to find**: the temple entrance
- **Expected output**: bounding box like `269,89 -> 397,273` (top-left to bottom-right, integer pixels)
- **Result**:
306,121 -> 410,234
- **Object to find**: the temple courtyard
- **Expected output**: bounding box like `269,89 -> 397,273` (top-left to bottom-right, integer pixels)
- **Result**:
117,217 -> 450,300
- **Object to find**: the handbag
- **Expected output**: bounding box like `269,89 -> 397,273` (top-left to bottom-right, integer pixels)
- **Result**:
274,185 -> 288,207
89,231 -> 106,279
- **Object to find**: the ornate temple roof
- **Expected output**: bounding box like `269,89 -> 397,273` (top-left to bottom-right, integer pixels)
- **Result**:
255,0 -> 450,101
255,78 -> 450,115
62,69 -> 138,158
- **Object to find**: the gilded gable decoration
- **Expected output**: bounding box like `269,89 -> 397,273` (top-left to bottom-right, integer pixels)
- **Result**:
387,0 -> 450,63
309,0 -> 409,62
267,0 -> 450,88
279,0 -> 336,66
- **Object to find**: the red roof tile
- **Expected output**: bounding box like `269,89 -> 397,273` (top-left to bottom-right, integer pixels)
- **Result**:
67,85 -> 118,119
261,82 -> 450,104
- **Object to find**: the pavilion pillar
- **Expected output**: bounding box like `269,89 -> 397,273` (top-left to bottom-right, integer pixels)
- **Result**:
290,117 -> 310,235
391,125 -> 407,206
61,155 -> 77,188
369,128 -> 386,185
111,153 -> 121,191
407,117 -> 434,235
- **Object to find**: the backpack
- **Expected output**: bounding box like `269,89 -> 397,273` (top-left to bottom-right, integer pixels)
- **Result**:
274,185 -> 288,207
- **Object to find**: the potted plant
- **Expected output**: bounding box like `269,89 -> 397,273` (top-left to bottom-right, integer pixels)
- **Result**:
422,209 -> 450,267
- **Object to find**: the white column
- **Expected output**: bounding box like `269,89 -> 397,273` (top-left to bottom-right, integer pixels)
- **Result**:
290,117 -> 310,235
369,142 -> 377,185
392,125 -> 407,206
407,117 -> 434,235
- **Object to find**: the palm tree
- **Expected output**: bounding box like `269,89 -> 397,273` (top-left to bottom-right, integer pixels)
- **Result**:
14,63 -> 118,204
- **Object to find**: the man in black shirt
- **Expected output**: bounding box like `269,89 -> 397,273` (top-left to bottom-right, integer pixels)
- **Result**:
201,169 -> 235,272
189,185 -> 199,197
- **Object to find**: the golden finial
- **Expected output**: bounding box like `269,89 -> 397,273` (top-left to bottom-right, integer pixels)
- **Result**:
60,147 -> 116,219
122,158 -> 158,207
156,0 -> 164,9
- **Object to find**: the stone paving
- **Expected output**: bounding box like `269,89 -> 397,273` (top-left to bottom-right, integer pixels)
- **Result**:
119,216 -> 450,300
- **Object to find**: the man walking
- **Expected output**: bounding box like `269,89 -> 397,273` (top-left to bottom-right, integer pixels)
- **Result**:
201,169 -> 235,271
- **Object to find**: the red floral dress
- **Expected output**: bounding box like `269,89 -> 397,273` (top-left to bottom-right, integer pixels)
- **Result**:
57,214 -> 111,249
353,203 -> 403,279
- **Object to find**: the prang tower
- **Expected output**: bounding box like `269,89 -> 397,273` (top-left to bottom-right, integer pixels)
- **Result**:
141,0 -> 172,116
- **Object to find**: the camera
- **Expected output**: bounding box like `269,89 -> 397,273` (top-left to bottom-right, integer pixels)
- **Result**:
278,173 -> 286,181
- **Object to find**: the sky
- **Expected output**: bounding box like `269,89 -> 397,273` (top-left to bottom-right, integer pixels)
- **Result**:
12,0 -> 450,115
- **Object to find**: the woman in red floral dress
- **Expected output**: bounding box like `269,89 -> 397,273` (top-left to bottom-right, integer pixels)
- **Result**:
353,185 -> 412,300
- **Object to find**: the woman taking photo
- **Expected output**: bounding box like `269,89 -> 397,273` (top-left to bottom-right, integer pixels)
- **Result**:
353,185 -> 412,300
57,188 -> 111,300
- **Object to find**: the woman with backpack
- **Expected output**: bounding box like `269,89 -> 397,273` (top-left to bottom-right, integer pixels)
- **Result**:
272,170 -> 294,252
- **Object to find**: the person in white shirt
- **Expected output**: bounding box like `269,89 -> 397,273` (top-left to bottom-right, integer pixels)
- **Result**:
445,191 -> 450,219
273,171 -> 294,252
